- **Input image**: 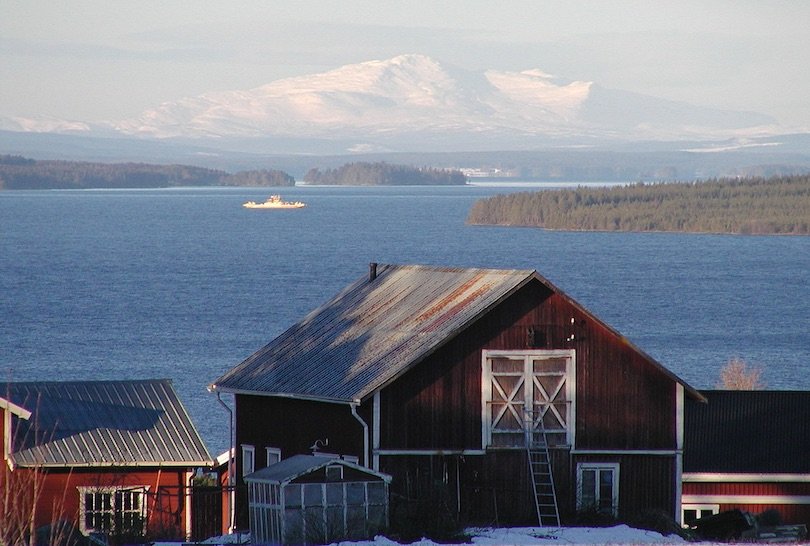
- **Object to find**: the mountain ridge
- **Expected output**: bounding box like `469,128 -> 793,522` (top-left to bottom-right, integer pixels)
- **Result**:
1,54 -> 786,153
113,54 -> 776,143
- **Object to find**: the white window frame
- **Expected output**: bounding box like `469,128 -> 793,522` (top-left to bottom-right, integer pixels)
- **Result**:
326,464 -> 344,481
681,504 -> 719,527
242,444 -> 255,477
77,486 -> 148,536
481,349 -> 576,448
576,462 -> 619,516
266,446 -> 281,467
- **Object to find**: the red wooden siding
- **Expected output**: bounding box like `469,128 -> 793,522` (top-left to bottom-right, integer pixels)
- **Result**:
575,454 -> 675,520
684,481 -> 810,527
16,467 -> 190,538
379,280 -> 678,451
377,451 -> 674,524
380,451 -> 541,525
686,482 -> 810,496
231,276 -> 683,526
234,395 -> 365,474
233,394 -> 366,528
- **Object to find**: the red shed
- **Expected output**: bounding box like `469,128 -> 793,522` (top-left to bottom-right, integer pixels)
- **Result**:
684,390 -> 810,527
210,263 -> 703,530
1,379 -> 215,544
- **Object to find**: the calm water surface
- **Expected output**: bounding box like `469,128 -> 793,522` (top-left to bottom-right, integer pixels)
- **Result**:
2,185 -> 808,453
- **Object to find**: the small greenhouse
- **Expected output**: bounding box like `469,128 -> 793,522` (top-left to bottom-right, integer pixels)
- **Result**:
245,454 -> 391,545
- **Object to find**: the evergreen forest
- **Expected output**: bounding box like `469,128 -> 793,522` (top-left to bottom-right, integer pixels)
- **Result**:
0,155 -> 294,190
303,162 -> 466,185
466,175 -> 810,235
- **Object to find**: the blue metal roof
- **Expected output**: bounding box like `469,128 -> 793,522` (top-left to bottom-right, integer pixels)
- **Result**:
4,379 -> 213,468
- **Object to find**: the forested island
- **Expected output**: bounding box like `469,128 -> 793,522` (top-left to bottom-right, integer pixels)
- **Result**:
467,175 -> 810,235
302,161 -> 466,185
0,155 -> 294,190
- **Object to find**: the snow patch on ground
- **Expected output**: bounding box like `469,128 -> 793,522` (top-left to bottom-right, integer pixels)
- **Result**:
332,525 -> 689,545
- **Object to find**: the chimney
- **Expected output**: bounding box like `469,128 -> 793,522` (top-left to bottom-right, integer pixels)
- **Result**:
369,262 -> 378,282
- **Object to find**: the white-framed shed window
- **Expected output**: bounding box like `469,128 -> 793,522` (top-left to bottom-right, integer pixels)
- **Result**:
577,463 -> 619,516
266,446 -> 281,467
682,504 -> 719,527
78,486 -> 147,536
326,464 -> 344,481
242,444 -> 255,477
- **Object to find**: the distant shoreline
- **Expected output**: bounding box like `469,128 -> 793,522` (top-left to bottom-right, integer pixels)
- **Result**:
466,175 -> 810,236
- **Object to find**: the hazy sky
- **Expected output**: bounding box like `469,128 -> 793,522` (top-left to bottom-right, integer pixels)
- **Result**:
2,0 -> 809,128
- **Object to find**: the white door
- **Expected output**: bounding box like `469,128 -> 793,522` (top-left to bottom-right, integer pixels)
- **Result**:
484,350 -> 574,448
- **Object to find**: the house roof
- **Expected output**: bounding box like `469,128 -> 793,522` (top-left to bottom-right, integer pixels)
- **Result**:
684,390 -> 810,474
3,379 -> 213,468
244,454 -> 391,485
211,263 -> 702,403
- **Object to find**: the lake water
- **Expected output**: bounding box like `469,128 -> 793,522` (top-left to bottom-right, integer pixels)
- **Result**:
2,184 -> 809,454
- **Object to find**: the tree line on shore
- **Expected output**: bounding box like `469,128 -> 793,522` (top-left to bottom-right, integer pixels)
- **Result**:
303,162 -> 466,185
0,156 -> 468,189
0,155 -> 294,190
466,175 -> 810,235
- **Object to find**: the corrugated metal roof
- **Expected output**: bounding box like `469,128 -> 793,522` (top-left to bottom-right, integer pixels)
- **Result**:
212,263 -> 702,403
5,379 -> 213,468
212,264 -> 536,402
684,390 -> 810,473
244,454 -> 390,484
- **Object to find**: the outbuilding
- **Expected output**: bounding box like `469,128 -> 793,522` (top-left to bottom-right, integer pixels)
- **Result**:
0,379 -> 215,542
211,263 -> 704,530
244,454 -> 390,545
684,390 -> 810,528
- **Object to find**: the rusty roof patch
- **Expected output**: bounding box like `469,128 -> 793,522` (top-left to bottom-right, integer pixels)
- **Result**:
211,263 -> 702,404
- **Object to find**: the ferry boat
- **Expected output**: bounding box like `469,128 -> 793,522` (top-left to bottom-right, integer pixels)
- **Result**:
243,195 -> 306,209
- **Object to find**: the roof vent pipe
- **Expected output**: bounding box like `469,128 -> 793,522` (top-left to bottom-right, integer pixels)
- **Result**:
369,262 -> 378,282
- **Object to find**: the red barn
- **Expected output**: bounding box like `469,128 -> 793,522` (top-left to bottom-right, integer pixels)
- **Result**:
1,379 -> 214,544
210,263 -> 704,530
683,390 -> 810,527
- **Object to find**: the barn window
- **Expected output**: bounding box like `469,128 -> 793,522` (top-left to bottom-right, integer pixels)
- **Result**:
482,350 -> 575,448
242,444 -> 255,477
682,504 -> 719,527
78,486 -> 147,536
576,463 -> 619,516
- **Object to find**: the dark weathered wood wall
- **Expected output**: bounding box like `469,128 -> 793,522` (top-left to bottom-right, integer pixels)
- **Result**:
234,277 -> 682,525
235,395 -> 365,473
379,280 -> 677,451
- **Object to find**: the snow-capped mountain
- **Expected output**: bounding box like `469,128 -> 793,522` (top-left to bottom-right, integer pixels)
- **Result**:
0,115 -> 92,134
113,54 -> 776,149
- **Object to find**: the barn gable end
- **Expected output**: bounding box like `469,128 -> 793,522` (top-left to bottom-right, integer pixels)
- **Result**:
211,264 -> 700,530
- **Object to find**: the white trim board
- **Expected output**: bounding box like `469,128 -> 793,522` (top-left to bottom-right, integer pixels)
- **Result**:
572,450 -> 679,456
683,473 -> 810,483
376,449 -> 486,456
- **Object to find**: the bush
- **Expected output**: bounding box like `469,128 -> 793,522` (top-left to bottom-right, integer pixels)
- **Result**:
625,509 -> 689,539
757,509 -> 782,527
571,506 -> 617,527
387,488 -> 469,543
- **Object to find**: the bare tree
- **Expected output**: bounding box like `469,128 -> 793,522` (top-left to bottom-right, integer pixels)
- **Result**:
1,389 -> 77,546
717,357 -> 766,390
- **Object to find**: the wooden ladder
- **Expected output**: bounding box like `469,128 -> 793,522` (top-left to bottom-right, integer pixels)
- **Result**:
527,415 -> 561,527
